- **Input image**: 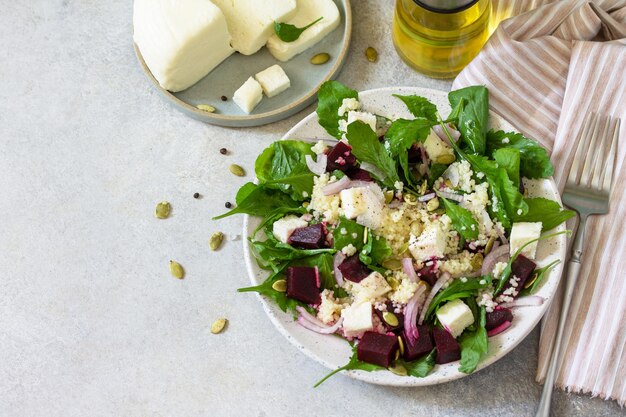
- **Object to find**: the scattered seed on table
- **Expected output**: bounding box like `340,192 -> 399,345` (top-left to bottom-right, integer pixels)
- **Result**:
219,148 -> 228,155
225,201 -> 232,208
209,232 -> 224,251
211,318 -> 228,334
365,46 -> 378,62
221,95 -> 227,101
193,192 -> 200,199
196,104 -> 215,113
310,52 -> 330,65
229,164 -> 245,177
155,201 -> 171,219
169,260 -> 184,279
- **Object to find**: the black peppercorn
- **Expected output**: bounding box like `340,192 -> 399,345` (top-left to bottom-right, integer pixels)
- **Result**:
219,148 -> 228,155
225,201 -> 232,208
221,95 -> 227,101
193,193 -> 200,199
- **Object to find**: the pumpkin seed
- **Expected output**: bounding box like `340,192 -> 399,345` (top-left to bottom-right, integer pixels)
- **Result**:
436,153 -> 456,165
419,181 -> 429,195
404,193 -> 418,205
196,104 -> 215,113
211,318 -> 228,334
524,273 -> 539,289
209,232 -> 224,251
169,260 -> 184,279
470,253 -> 484,271
426,197 -> 440,211
382,258 -> 402,271
363,227 -> 369,244
302,201 -> 309,208
386,276 -> 400,290
397,336 -> 405,356
229,164 -> 246,177
384,190 -> 394,204
397,242 -> 409,256
383,311 -> 399,327
272,279 -> 287,292
155,201 -> 171,219
433,208 -> 446,215
388,362 -> 407,376
484,236 -> 496,255
365,46 -> 378,62
410,221 -> 423,236
310,52 -> 330,65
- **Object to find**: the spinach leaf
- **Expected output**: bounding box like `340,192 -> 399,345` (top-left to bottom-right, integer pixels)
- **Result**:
520,259 -> 560,295
458,306 -> 488,374
359,229 -> 392,266
425,277 -> 490,320
317,81 -> 359,139
213,183 -> 303,220
314,343 -> 384,387
399,349 -> 436,378
393,94 -> 438,123
493,148 -> 521,189
440,196 -> 479,241
448,86 -> 489,155
513,198 -> 576,231
385,118 -> 433,188
238,268 -> 304,314
251,234 -> 335,272
486,130 -> 554,179
428,163 -> 448,187
333,217 -> 365,252
347,121 -> 400,188
274,17 -> 323,42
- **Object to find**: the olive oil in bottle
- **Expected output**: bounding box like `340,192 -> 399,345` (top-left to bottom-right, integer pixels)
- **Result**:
392,0 -> 491,79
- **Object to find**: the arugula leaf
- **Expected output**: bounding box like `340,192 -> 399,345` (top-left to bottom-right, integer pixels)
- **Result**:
251,234 -> 335,272
425,277 -> 490,320
393,94 -> 438,123
385,118 -> 433,156
238,268 -> 304,314
255,140 -> 315,201
314,344 -> 384,387
440,196 -> 479,240
428,163 -> 448,187
458,306 -> 488,374
316,81 -> 359,139
493,148 -> 521,189
274,17 -> 323,42
513,198 -> 576,231
486,130 -> 554,179
520,259 -> 560,295
448,86 -> 489,155
359,229 -> 392,266
333,217 -> 365,252
346,121 -> 400,188
213,183 -> 303,220
399,349 -> 436,378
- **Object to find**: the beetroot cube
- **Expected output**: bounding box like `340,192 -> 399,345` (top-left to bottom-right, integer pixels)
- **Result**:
286,266 -> 321,305
402,325 -> 433,361
503,254 -> 537,296
417,264 -> 438,286
407,144 -> 422,163
433,327 -> 461,364
346,167 -> 373,181
486,307 -> 513,331
357,331 -> 399,368
338,255 -> 370,283
288,223 -> 326,249
326,141 -> 356,172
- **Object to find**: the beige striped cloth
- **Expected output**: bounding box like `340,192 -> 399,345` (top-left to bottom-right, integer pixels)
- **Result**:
452,0 -> 626,406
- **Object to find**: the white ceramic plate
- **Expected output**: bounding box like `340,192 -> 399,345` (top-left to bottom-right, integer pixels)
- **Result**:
243,87 -> 567,386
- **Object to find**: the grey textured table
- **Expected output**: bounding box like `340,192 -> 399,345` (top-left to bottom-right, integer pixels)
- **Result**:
1,1 -> 623,416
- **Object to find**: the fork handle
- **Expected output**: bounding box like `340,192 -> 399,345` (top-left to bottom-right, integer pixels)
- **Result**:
535,216 -> 586,417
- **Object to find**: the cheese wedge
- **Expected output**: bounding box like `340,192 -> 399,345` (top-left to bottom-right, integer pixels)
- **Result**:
266,0 -> 341,62
212,0 -> 297,56
133,0 -> 234,92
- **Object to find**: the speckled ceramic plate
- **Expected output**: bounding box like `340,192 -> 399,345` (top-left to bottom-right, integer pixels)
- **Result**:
134,0 -> 351,128
243,87 -> 567,386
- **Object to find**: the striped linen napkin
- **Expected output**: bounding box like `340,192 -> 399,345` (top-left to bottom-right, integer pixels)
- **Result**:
452,0 -> 626,406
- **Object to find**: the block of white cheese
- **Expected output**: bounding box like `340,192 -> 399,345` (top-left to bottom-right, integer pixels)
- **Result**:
255,65 -> 291,98
266,0 -> 341,62
509,222 -> 543,259
341,301 -> 373,337
351,272 -> 392,304
436,299 -> 475,338
273,215 -> 308,243
133,0 -> 234,92
212,0 -> 297,56
409,223 -> 447,261
339,186 -> 384,230
423,130 -> 454,162
347,111 -> 378,134
233,77 -> 263,114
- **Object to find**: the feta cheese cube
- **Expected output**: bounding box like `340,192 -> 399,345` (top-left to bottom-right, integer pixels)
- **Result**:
339,187 -> 384,230
347,111 -> 377,133
351,272 -> 392,303
436,299 -> 475,338
340,188 -> 368,219
409,224 -> 447,260
266,0 -> 341,62
341,301 -> 373,337
337,98 -> 361,117
254,65 -> 291,98
233,77 -> 263,114
509,222 -> 543,259
212,0 -> 297,55
133,0 -> 234,92
272,215 -> 308,243
423,130 -> 454,162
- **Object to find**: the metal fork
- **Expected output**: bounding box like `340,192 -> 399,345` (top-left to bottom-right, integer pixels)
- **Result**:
535,113 -> 621,417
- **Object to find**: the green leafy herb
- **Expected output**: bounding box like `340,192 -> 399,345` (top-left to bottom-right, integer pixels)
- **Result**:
316,81 -> 358,139
213,183 -> 303,220
238,268 -> 304,314
439,196 -> 479,241
448,86 -> 489,155
385,117 -> 433,188
428,163 -> 448,187
274,16 -> 323,42
359,229 -> 392,266
398,349 -> 436,377
520,259 -> 561,295
486,130 -> 554,179
393,94 -> 438,123
425,277 -> 490,320
250,234 -> 335,272
458,306 -> 488,374
314,344 -> 384,387
493,147 -> 521,189
513,198 -> 576,231
333,218 -> 365,252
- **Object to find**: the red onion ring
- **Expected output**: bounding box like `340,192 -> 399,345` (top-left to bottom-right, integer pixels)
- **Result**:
418,272 -> 452,325
418,192 -> 436,202
499,296 -> 544,308
487,320 -> 512,337
433,123 -> 461,146
333,252 -> 346,287
297,316 -> 344,334
322,175 -> 351,196
404,284 -> 427,344
481,244 -> 510,276
438,191 -> 464,202
305,154 -> 328,176
402,258 -> 418,282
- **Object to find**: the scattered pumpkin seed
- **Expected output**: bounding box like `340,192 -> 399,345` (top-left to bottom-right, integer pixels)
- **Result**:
484,236 -> 496,255
310,52 -> 330,65
382,311 -> 399,327
365,46 -> 378,62
410,221 -> 423,236
211,318 -> 228,334
169,260 -> 184,279
382,258 -> 403,271
397,336 -> 405,356
155,201 -> 171,219
229,164 -> 246,177
384,190 -> 394,204
386,275 -> 400,290
209,232 -> 224,251
426,197 -> 440,211
389,362 -> 407,376
436,153 -> 456,165
272,279 -> 287,292
196,104 -> 215,113
470,253 -> 484,271
404,193 -> 418,205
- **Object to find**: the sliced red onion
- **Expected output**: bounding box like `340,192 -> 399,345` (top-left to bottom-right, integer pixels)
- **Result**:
322,175 -> 351,196
418,272 -> 452,325
481,244 -> 510,276
487,320 -> 512,337
359,161 -> 387,181
438,191 -> 464,202
333,252 -> 346,287
296,306 -> 327,327
404,284 -> 427,344
305,154 -> 328,176
418,192 -> 436,202
297,316 -> 344,334
433,124 -> 461,146
402,258 -> 418,282
499,296 -> 544,308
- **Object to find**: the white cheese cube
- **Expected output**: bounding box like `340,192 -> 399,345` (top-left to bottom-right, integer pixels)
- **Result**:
254,65 -> 291,98
133,0 -> 234,92
233,77 -> 263,114
409,224 -> 447,261
509,222 -> 543,259
266,0 -> 341,62
341,301 -> 373,337
347,111 -> 378,134
351,272 -> 392,304
340,188 -> 368,219
339,187 -> 384,230
272,215 -> 308,243
337,98 -> 361,117
436,299 -> 475,338
424,130 -> 454,161
212,0 -> 297,55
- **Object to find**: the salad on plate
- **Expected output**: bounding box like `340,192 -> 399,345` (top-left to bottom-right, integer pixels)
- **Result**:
215,81 -> 574,384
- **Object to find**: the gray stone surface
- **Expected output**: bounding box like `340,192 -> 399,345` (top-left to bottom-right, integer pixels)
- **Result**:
0,1 -> 623,416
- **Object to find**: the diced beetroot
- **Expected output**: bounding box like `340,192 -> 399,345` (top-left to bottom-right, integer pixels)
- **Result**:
485,307 -> 513,331
417,264 -> 438,286
357,331 -> 399,368
326,141 -> 356,172
288,223 -> 326,249
407,144 -> 422,163
503,254 -> 537,296
374,304 -> 404,332
286,266 -> 321,305
337,255 -> 371,283
433,327 -> 461,364
346,167 -> 373,181
402,325 -> 433,361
